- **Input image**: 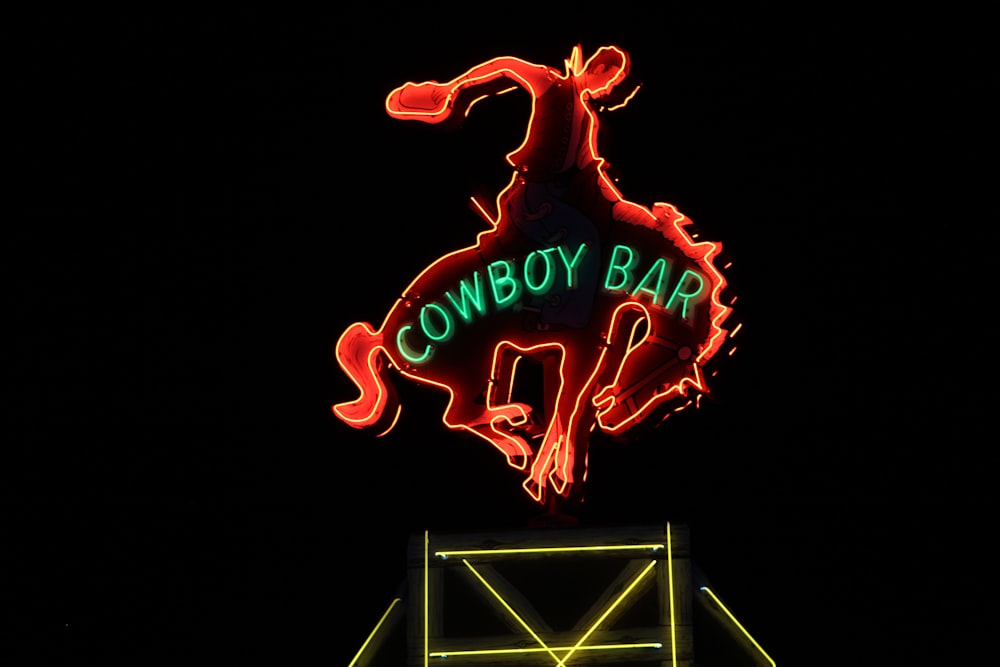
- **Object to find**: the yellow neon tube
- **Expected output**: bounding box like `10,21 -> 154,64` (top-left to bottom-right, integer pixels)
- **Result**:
555,559 -> 657,666
461,558 -> 565,663
435,543 -> 664,558
667,522 -> 676,667
699,586 -> 775,666
430,642 -> 662,658
347,597 -> 401,667
424,530 -> 429,667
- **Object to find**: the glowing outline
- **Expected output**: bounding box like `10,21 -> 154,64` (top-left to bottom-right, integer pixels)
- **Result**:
699,586 -> 776,666
554,559 -> 659,666
430,642 -> 662,657
668,522 -> 677,666
334,227 -> 729,491
335,46 -> 735,505
424,530 -> 429,667
348,597 -> 402,667
435,542 -> 664,558
419,525 -> 679,665
423,557 -> 661,665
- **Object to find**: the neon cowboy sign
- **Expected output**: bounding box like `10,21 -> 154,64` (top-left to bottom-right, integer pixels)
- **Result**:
332,45 -> 734,508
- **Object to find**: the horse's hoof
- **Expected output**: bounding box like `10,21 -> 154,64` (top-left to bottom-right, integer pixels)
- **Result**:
506,454 -> 532,470
522,477 -> 544,503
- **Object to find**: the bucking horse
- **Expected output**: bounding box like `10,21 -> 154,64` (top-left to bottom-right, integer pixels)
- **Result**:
331,45 -> 733,510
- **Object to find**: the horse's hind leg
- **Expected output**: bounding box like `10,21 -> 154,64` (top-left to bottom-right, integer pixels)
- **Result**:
524,308 -> 650,503
490,345 -> 550,439
522,347 -> 603,503
332,322 -> 400,435
439,353 -> 536,470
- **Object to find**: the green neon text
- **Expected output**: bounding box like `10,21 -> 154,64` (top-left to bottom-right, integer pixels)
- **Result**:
602,245 -> 705,316
396,325 -> 432,364
396,242 -> 589,364
393,242 -> 706,365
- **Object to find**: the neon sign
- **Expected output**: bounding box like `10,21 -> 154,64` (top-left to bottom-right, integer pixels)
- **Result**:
419,525 -> 680,665
333,45 -> 734,508
394,241 -> 708,365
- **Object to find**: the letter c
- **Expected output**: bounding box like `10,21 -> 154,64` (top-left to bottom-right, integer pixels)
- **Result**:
396,324 -> 432,364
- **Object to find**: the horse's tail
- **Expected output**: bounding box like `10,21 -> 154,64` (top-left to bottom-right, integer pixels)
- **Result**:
332,322 -> 401,436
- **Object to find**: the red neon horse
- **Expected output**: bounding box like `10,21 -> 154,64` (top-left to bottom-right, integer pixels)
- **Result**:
332,46 -> 732,508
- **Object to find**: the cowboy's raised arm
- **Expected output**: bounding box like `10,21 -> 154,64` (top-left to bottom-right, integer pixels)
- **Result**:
385,56 -> 556,124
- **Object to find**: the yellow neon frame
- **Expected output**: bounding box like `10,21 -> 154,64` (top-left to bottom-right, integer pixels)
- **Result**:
422,523 -> 679,666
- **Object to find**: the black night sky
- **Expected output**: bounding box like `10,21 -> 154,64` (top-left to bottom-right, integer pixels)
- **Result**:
14,6 -> 995,666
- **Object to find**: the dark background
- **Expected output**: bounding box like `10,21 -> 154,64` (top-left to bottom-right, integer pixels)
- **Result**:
13,5 -> 994,666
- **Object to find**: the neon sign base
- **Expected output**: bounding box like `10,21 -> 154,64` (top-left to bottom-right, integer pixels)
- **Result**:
348,523 -> 775,666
